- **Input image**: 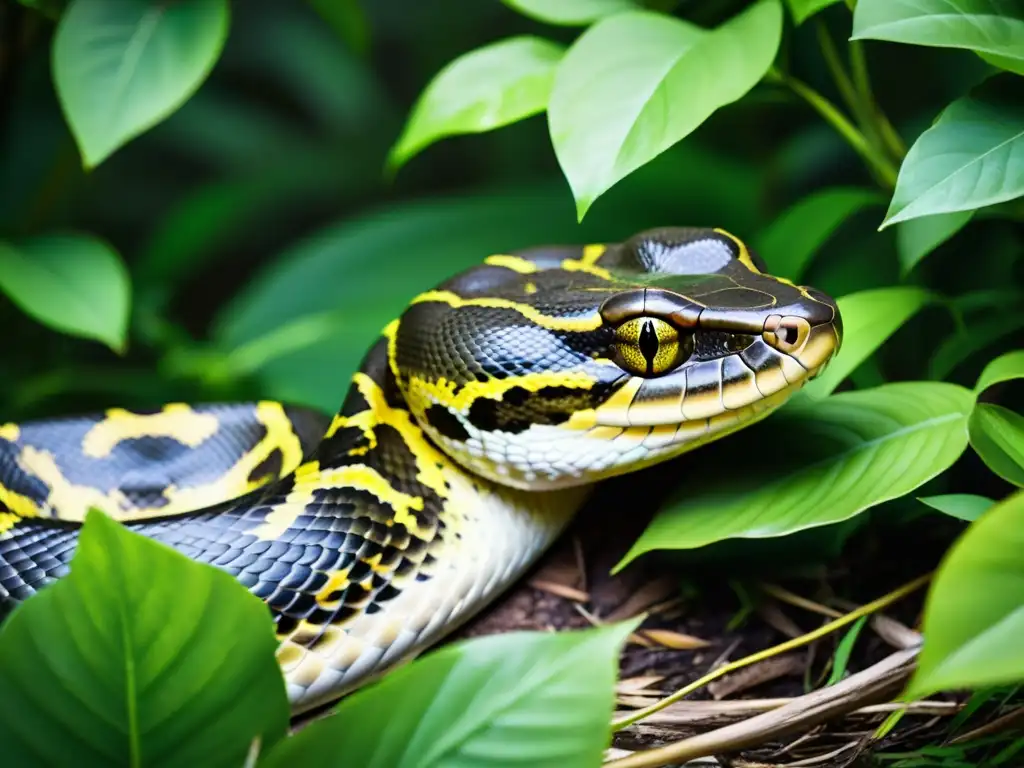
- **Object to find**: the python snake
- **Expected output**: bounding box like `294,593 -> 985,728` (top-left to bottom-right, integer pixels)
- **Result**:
0,227 -> 841,715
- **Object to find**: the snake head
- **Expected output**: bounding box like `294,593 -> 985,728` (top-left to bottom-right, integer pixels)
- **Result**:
396,228 -> 841,491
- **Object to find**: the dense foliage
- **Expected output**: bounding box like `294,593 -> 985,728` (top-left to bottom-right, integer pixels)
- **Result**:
0,0 -> 1022,765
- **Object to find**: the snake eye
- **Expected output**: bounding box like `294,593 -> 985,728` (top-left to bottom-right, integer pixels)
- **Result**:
612,316 -> 693,377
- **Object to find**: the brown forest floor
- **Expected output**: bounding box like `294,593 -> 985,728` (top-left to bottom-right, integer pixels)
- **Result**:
452,463 -> 1020,768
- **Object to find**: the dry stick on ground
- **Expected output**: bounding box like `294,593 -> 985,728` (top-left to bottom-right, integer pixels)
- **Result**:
612,573 -> 932,730
604,647 -> 921,768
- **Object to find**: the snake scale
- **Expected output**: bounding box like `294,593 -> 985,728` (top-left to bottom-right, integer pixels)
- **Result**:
0,227 -> 841,716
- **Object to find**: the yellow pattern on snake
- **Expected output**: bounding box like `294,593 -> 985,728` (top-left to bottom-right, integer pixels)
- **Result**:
0,228 -> 842,715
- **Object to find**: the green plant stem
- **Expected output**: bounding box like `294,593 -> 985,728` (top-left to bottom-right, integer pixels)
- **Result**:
611,572 -> 931,730
849,40 -> 907,162
767,67 -> 898,189
816,22 -> 862,122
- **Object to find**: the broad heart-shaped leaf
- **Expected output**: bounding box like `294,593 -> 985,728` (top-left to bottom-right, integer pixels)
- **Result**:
548,0 -> 782,220
0,511 -> 289,767
918,494 -> 995,522
896,210 -> 974,275
881,76 -> 1024,227
754,187 -> 882,280
852,0 -> 1024,67
501,0 -> 638,26
969,404 -> 1024,487
804,287 -> 936,399
785,0 -> 843,24
0,234 -> 130,351
617,382 -> 973,569
975,350 -> 1024,395
388,36 -> 564,170
53,0 -> 229,168
905,490 -> 1024,698
259,620 -> 638,768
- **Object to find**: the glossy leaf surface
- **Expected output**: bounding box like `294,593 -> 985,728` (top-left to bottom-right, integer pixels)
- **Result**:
619,382 -> 973,568
907,490 -> 1024,697
0,511 -> 289,767
260,622 -> 636,767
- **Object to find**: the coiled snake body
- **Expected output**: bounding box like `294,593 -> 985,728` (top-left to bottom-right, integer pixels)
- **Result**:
0,228 -> 841,715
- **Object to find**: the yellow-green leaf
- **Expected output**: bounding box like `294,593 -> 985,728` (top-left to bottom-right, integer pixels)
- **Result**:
389,36 -> 565,170
906,489 -> 1024,697
548,1 -> 782,220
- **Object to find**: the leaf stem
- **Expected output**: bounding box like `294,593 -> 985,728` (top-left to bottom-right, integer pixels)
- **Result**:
767,67 -> 898,189
849,40 -> 907,161
610,572 -> 932,730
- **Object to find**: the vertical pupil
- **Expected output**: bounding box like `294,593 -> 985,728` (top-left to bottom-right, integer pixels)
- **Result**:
639,320 -> 659,372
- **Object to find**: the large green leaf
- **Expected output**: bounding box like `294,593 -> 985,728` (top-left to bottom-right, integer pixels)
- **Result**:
0,234 -> 130,352
501,0 -> 638,26
852,0 -> 1024,67
975,350 -> 1024,395
0,511 -> 288,767
785,0 -> 843,24
548,0 -> 782,219
918,494 -> 995,522
881,77 -> 1024,227
53,0 -> 229,167
896,210 -> 974,275
389,36 -> 564,170
969,404 -> 1024,486
617,382 -> 974,569
804,287 -> 936,398
754,187 -> 882,280
906,490 -> 1024,697
260,621 -> 637,768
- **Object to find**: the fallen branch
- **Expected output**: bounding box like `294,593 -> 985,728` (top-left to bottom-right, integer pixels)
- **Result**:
604,646 -> 920,768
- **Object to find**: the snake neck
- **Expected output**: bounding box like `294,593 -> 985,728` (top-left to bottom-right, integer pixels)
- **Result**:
270,335 -> 592,713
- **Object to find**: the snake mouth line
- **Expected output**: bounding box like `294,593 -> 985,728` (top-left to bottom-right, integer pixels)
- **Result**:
579,323 -> 838,431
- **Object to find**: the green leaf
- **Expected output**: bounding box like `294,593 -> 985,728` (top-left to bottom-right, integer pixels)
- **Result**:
880,77 -> 1024,227
501,0 -> 638,26
617,382 -> 974,569
0,510 -> 288,767
852,0 -> 1024,67
754,187 -> 882,280
896,210 -> 974,275
0,234 -> 130,351
260,620 -> 637,768
389,36 -> 564,170
804,287 -> 935,398
969,404 -> 1024,486
827,615 -> 868,685
979,50 -> 1024,76
53,0 -> 230,168
906,489 -> 1024,697
548,0 -> 783,220
785,0 -> 843,24
918,494 -> 995,522
975,350 -> 1024,395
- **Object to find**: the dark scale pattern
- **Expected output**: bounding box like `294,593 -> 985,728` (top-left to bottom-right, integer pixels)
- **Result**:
398,303 -> 613,387
0,342 -> 443,647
